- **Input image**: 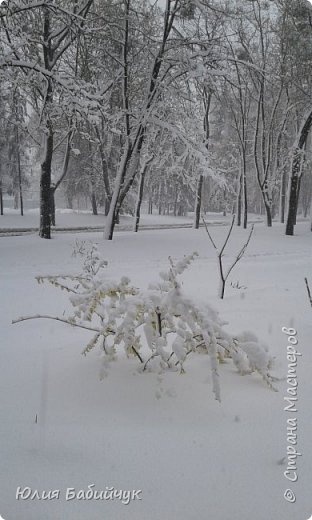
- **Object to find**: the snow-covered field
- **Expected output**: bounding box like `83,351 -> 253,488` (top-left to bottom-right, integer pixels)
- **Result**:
0,208 -> 264,232
0,208 -> 194,230
0,221 -> 311,520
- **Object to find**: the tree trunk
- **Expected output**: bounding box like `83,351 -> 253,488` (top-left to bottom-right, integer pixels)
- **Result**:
104,142 -> 132,240
50,188 -> 56,226
222,188 -> 227,217
219,279 -> 226,300
279,166 -> 287,223
236,172 -> 242,226
243,165 -> 247,229
133,170 -> 145,232
194,174 -> 203,229
286,168 -> 299,236
104,197 -> 111,216
0,178 -> 3,215
103,1 -> 178,241
90,155 -> 98,216
158,181 -> 162,215
15,126 -> 24,216
286,109 -> 312,235
133,156 -> 153,232
91,192 -> 98,215
39,122 -> 54,239
264,201 -> 272,227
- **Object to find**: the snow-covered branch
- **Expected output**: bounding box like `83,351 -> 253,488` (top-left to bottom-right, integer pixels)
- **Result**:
12,242 -> 277,401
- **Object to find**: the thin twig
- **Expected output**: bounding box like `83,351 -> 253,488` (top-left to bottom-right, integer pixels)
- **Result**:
201,215 -> 217,250
220,215 -> 235,256
225,224 -> 254,279
304,278 -> 312,308
132,346 -> 144,364
12,315 -> 101,333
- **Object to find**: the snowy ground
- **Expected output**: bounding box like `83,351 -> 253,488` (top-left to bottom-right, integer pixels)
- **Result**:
0,207 -> 264,232
0,208 -> 195,230
0,221 -> 311,520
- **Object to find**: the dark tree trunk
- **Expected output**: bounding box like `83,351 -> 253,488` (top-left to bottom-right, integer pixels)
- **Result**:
39,122 -> 54,239
134,169 -> 145,232
158,179 -> 164,216
0,179 -> 3,215
219,279 -> 225,300
243,165 -> 247,229
15,126 -> 24,216
50,188 -> 56,226
286,170 -> 299,236
194,174 -> 203,229
39,8 -> 53,239
236,172 -> 242,226
286,109 -> 312,235
279,167 -> 287,223
264,201 -> 272,227
91,192 -> 98,215
261,181 -> 273,227
222,188 -> 227,217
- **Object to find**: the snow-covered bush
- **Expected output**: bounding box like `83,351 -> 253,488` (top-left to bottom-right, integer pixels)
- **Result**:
13,242 -> 277,401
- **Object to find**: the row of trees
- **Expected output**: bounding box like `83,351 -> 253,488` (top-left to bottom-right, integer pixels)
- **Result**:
0,0 -> 311,238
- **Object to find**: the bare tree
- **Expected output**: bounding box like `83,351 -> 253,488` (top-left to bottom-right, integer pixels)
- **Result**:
1,0 -> 94,238
202,215 -> 254,299
194,87 -> 212,229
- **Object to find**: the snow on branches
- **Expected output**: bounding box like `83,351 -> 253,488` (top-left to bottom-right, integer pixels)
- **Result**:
13,242 -> 277,401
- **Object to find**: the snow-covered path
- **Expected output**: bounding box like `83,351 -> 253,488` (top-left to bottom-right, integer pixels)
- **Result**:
0,223 -> 311,520
0,208 -> 265,236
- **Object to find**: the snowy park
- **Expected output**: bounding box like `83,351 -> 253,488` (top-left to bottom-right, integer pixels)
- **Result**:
1,0 -> 312,519
1,213 -> 312,520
